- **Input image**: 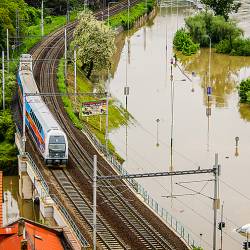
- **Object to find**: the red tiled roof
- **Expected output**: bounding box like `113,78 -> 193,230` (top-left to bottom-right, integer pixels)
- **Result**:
0,219 -> 64,250
0,172 -> 2,227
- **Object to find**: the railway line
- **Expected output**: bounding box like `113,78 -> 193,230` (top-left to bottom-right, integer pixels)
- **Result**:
25,2 -> 190,249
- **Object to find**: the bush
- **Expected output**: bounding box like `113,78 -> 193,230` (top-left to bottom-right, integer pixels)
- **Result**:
108,0 -> 155,29
185,12 -> 242,47
173,29 -> 200,56
45,16 -> 52,24
238,78 -> 250,103
216,38 -> 250,56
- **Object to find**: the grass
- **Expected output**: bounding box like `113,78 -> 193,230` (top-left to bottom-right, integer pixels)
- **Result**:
1,13 -> 79,170
108,0 -> 155,29
57,58 -> 132,163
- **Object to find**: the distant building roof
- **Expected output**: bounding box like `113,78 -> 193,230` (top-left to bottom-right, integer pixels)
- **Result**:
0,218 -> 71,250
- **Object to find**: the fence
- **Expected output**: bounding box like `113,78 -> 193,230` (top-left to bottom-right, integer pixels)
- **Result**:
15,130 -> 89,248
82,125 -> 197,248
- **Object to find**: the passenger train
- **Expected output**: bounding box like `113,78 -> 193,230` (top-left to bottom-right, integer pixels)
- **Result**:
17,54 -> 68,165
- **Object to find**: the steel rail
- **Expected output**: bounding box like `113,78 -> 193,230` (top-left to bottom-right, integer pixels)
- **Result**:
29,2 -> 187,250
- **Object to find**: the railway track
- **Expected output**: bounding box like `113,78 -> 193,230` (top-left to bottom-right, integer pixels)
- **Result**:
28,2 -> 190,250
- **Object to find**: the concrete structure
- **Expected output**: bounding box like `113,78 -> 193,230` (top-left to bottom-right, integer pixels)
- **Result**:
15,131 -> 89,249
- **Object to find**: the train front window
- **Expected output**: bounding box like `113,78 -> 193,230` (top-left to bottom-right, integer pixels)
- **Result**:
49,144 -> 66,152
49,136 -> 66,156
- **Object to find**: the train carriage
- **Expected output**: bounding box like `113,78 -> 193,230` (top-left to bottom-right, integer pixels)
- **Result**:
17,54 -> 68,165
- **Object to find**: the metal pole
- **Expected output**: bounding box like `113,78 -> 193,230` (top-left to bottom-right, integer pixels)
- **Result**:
221,202 -> 224,250
170,58 -> 174,206
105,72 -> 110,155
64,28 -> 67,82
6,29 -> 9,73
176,0 -> 179,29
108,4 -> 110,27
66,0 -> 70,24
213,153 -> 219,250
2,51 -> 5,111
247,234 -> 249,250
22,93 -> 26,154
74,47 -> 77,102
15,9 -> 18,50
208,37 -> 211,87
127,0 -> 130,30
93,155 -> 97,250
41,0 -> 44,37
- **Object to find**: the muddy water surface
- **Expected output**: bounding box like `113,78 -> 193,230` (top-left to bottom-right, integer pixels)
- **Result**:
109,2 -> 250,249
3,176 -> 38,225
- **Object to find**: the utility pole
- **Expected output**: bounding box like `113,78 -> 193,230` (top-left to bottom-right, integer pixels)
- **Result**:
2,51 -> 5,111
64,28 -> 67,82
66,0 -> 70,24
213,153 -> 219,250
105,72 -> 110,155
220,202 -> 224,250
41,0 -> 44,37
74,47 -> 77,102
93,155 -> 97,250
96,154 -> 220,250
6,29 -> 9,73
16,9 -> 20,51
170,58 -> 174,204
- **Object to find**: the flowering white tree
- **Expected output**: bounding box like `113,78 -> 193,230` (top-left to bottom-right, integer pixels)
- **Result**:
72,11 -> 116,79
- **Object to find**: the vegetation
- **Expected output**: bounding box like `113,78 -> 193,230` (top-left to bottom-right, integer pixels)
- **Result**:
0,0 -> 40,50
57,58 -> 130,163
174,11 -> 250,56
72,11 -> 116,79
192,247 -> 203,250
108,0 -> 155,29
173,29 -> 199,56
201,0 -> 241,20
238,78 -> 250,103
25,0 -> 93,15
216,38 -> 250,56
185,12 -> 242,47
0,2 -> 78,169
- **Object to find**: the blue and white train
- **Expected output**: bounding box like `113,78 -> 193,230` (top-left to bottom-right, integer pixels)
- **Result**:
17,54 -> 68,165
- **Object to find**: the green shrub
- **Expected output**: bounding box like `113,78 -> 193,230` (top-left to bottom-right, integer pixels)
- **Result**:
173,29 -> 200,56
238,78 -> 250,103
45,16 -> 52,24
108,0 -> 155,29
215,39 -> 231,54
185,11 -> 242,47
216,38 -> 250,56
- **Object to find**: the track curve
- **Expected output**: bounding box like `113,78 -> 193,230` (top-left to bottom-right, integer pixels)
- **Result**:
27,3 -> 190,250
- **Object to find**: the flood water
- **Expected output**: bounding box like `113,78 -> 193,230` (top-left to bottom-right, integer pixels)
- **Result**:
109,1 -> 250,249
3,176 -> 38,225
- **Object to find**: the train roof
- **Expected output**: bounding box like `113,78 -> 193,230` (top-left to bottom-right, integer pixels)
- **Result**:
19,66 -> 63,133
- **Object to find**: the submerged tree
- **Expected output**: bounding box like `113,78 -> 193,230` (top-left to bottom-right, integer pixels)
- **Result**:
72,11 -> 116,79
201,0 -> 241,21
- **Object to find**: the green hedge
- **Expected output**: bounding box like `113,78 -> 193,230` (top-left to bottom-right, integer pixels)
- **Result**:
173,29 -> 199,56
238,78 -> 250,103
108,0 -> 155,29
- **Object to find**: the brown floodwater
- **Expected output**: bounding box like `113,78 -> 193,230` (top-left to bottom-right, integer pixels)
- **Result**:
3,176 -> 39,225
109,2 -> 250,249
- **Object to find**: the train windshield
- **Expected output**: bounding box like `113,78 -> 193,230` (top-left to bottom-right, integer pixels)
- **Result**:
49,136 -> 66,153
49,144 -> 66,151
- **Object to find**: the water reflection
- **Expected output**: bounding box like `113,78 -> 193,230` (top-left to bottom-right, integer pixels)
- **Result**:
3,176 -> 38,225
178,49 -> 250,107
239,103 -> 250,122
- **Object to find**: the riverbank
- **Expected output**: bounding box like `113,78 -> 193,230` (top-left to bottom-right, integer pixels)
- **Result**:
58,2 -> 157,162
108,5 -> 250,250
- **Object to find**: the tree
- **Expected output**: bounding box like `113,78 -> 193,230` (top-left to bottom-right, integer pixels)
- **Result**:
72,11 -> 116,79
201,0 -> 241,21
